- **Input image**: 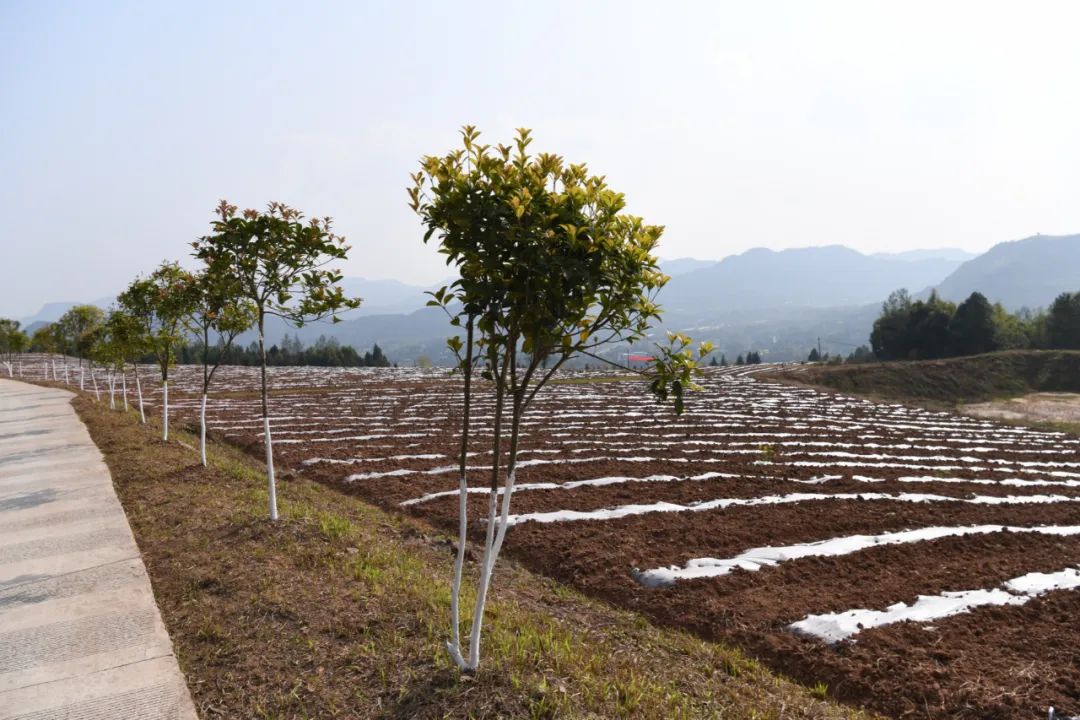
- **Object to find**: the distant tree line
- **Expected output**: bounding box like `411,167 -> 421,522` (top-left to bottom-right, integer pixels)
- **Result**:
869,289 -> 1080,361
170,333 -> 392,368
707,351 -> 762,366
806,345 -> 875,364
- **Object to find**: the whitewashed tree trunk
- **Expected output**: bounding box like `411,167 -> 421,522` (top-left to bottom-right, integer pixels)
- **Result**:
447,467 -> 469,668
90,365 -> 100,401
108,370 -> 116,409
264,415 -> 277,519
135,367 -> 145,424
4,361 -> 10,377
121,367 -> 128,411
80,364 -> 85,390
63,362 -> 69,384
199,393 -> 208,466
258,319 -> 279,521
447,323 -> 474,668
465,491 -> 500,670
162,380 -> 169,441
51,360 -> 57,380
465,469 -> 518,670
18,359 -> 22,377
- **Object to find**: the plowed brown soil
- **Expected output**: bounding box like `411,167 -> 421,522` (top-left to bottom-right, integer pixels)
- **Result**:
128,362 -> 1080,719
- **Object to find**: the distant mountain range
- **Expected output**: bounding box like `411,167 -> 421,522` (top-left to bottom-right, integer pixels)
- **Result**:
654,245 -> 967,318
14,235 -> 1080,364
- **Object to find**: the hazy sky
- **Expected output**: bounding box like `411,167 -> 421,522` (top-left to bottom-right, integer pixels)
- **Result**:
3,1 -> 1079,317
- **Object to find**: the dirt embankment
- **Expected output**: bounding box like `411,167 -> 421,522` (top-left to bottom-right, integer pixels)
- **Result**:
776,350 -> 1080,406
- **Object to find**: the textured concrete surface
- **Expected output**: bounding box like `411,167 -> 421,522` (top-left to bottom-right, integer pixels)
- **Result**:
0,379 -> 198,719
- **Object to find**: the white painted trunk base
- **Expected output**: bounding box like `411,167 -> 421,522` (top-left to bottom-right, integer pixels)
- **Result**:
162,380 -> 169,441
449,469 -> 519,671
446,469 -> 469,668
265,414 -> 278,520
199,394 -> 208,466
135,369 -> 145,424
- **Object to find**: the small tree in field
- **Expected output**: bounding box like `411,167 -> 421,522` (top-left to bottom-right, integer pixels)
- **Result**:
31,325 -> 66,381
410,126 -> 709,672
118,263 -> 197,440
193,201 -> 360,520
55,304 -> 105,388
186,269 -> 256,465
101,309 -> 149,418
91,318 -> 124,410
0,319 -> 29,377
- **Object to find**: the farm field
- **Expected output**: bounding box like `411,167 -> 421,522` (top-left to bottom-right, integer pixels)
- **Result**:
17,356 -> 1080,719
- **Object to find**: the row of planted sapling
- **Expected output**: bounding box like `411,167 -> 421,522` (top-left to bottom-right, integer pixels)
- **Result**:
3,125 -> 708,680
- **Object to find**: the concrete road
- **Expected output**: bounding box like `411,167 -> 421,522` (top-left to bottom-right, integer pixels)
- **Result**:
0,379 -> 198,719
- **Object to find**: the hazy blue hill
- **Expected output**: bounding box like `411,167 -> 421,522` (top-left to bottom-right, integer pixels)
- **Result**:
934,234 -> 1080,310
659,257 -> 717,276
19,297 -> 115,326
872,248 -> 976,263
23,239 -> 1064,365
656,245 -> 959,318
337,277 -> 439,316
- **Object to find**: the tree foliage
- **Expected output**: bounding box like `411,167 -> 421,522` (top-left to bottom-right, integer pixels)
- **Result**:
55,305 -> 105,363
30,325 -> 59,354
0,319 -> 29,370
411,126 -> 709,672
412,126 -> 708,407
185,268 -> 257,393
1047,291 -> 1080,349
870,287 -> 1080,360
193,201 -> 361,328
871,290 -> 955,359
949,291 -> 996,356
118,262 -> 198,382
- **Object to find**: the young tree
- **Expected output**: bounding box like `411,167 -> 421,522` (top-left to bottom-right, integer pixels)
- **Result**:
55,305 -> 105,388
31,325 -> 60,380
807,347 -> 820,362
193,201 -> 361,520
91,319 -> 124,410
411,126 -> 707,672
186,269 -> 256,465
118,263 -> 198,441
103,308 -> 150,420
0,319 -> 29,377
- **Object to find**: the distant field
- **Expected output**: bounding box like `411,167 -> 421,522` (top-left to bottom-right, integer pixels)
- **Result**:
19,354 -> 1080,718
